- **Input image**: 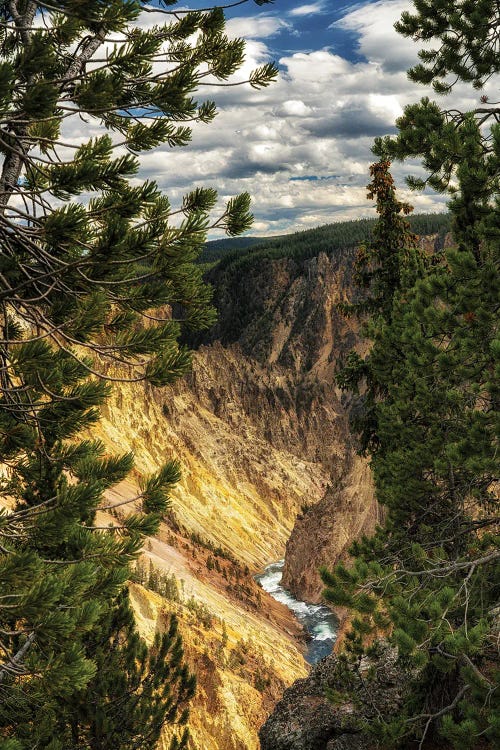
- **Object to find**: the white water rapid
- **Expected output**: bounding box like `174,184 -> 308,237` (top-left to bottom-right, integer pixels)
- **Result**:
255,560 -> 337,664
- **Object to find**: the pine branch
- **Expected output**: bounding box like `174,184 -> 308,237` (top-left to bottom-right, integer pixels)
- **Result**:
0,631 -> 35,683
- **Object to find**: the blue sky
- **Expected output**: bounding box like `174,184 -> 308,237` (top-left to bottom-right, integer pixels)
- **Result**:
132,1 -> 490,235
187,1 -> 371,61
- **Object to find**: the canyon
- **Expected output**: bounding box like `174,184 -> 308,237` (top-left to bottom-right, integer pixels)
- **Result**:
92,224 -> 448,749
89,241 -> 374,748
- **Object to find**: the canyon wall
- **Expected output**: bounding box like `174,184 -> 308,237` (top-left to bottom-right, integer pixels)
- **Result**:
281,455 -> 377,603
128,552 -> 308,750
92,245 -> 377,749
98,248 -> 371,577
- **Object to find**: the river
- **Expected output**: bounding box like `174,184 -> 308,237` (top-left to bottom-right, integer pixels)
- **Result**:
255,559 -> 337,664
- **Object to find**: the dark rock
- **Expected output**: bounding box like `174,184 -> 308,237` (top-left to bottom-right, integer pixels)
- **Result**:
259,645 -> 405,750
326,736 -> 367,750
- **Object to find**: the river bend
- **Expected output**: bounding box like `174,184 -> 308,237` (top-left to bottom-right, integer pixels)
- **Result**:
255,560 -> 337,664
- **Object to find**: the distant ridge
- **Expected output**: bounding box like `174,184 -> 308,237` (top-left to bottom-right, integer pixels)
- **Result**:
201,213 -> 450,267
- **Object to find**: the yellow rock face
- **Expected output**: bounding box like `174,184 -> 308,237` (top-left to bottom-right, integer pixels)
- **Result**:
128,566 -> 307,750
94,342 -> 330,568
88,250 -> 376,748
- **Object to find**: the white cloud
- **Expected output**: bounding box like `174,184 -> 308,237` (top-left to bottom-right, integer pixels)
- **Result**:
336,1 -> 417,73
368,93 -> 404,122
274,100 -> 313,117
226,16 -> 292,39
59,1 -> 473,236
131,21 -> 450,234
289,3 -> 327,17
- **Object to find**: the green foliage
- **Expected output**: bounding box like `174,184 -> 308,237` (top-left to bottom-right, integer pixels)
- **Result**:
324,165 -> 498,747
0,0 -> 278,387
40,590 -> 196,750
374,3 -> 499,195
349,161 -> 426,321
0,347 -> 190,746
185,597 -> 213,629
324,17 -> 499,747
187,529 -> 239,565
211,213 -> 450,269
396,1 -> 500,92
254,670 -> 271,693
0,0 -> 277,746
134,560 -> 181,602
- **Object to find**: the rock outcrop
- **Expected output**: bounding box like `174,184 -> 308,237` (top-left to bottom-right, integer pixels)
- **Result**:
281,457 -> 378,603
259,645 -> 406,750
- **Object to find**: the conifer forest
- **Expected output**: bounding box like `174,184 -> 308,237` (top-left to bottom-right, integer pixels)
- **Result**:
0,2 -> 498,750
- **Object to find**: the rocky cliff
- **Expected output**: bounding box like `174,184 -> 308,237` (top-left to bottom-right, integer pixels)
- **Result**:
259,644 -> 405,750
281,456 -> 377,603
90,240 -> 386,749
98,247 -> 372,578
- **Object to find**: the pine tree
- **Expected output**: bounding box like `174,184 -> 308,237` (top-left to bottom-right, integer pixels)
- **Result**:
51,590 -> 195,750
336,161 -> 426,454
373,1 -> 499,194
396,0 -> 500,93
323,1 -> 500,750
348,160 -> 423,320
322,7 -> 499,745
0,0 -> 276,746
0,0 -> 276,386
323,154 -> 499,748
0,343 -> 186,747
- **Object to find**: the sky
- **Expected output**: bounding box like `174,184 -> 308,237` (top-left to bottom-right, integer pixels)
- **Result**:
133,1 -> 490,236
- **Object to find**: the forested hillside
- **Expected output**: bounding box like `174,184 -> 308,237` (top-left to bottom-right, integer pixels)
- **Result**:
197,214 -> 449,348
201,213 -> 450,266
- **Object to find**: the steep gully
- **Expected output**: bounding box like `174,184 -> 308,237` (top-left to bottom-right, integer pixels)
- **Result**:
90,245 -> 388,749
